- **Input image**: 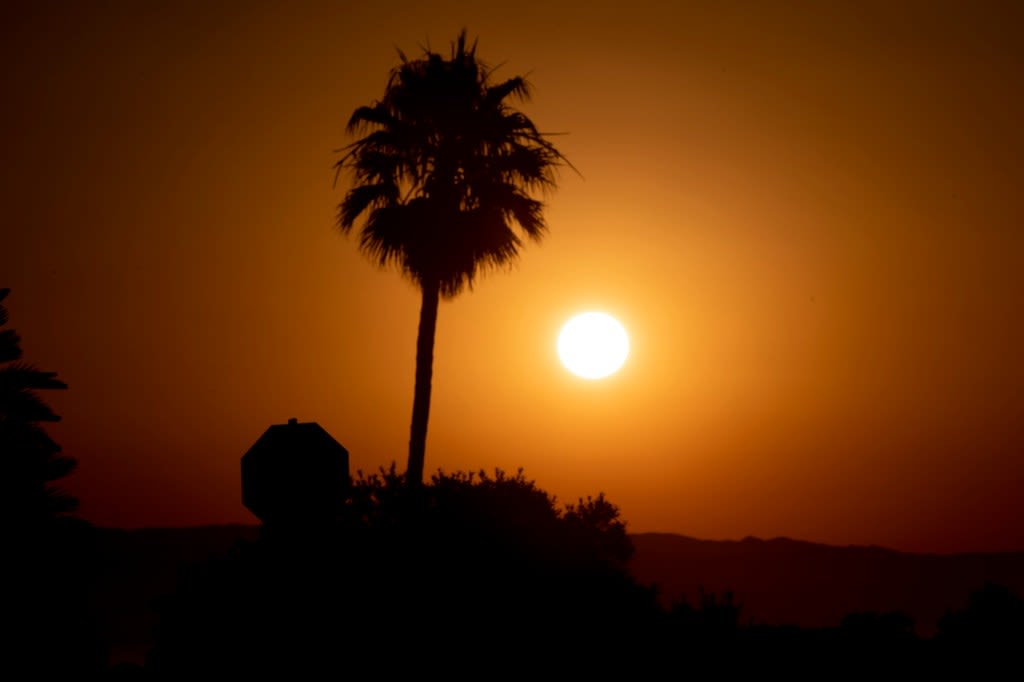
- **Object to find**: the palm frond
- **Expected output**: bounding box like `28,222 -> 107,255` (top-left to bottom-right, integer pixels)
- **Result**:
358,201 -> 424,274
437,207 -> 523,297
346,104 -> 394,135
469,181 -> 546,240
486,76 -> 532,106
338,183 -> 399,231
501,192 -> 547,241
333,31 -> 572,298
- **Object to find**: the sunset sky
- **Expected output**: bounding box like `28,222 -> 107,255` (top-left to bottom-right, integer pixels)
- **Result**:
3,0 -> 1021,555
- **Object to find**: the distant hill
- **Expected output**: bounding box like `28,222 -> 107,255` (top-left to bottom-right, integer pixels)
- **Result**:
628,532 -> 1024,637
88,526 -> 1024,664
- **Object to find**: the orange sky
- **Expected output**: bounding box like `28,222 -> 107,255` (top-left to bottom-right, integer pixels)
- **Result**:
3,0 -> 1022,554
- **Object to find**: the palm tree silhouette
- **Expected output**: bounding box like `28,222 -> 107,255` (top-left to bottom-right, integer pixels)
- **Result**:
335,30 -> 571,484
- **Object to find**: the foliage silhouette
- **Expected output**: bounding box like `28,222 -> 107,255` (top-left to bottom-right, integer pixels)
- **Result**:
932,581 -> 1024,670
334,30 -> 572,485
147,468 -> 661,676
140,488 -> 1024,677
839,608 -> 917,649
0,288 -> 107,675
669,587 -> 743,639
0,288 -> 78,523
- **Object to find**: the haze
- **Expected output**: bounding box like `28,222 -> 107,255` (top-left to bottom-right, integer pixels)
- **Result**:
2,0 -> 1021,554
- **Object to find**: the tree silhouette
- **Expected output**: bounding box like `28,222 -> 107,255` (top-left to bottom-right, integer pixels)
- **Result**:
334,30 -> 572,484
0,288 -> 78,524
933,581 -> 1024,669
147,468 -> 661,676
0,288 -> 106,675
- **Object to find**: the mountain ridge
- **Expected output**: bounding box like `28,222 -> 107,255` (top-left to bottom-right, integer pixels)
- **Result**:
87,525 -> 1024,664
628,530 -> 1024,637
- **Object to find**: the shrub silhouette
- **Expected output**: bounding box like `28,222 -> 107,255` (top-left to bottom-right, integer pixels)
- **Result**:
669,587 -> 743,638
932,581 -> 1024,671
147,468 -> 661,677
144,466 -> 1024,677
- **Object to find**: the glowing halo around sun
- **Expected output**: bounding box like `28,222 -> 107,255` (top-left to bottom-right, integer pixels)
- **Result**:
557,312 -> 630,379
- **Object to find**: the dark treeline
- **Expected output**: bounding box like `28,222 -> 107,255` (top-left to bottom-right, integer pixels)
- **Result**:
12,465 -> 1024,679
146,467 -> 658,677
134,468 -> 1022,679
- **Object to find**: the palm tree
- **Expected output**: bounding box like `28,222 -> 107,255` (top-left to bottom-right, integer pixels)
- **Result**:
335,30 -> 571,485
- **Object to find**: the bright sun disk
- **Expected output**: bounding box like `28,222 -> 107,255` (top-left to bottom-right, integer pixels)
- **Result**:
557,312 -> 629,379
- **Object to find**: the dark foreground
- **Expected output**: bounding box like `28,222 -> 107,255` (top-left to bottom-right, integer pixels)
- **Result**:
14,469 -> 1024,678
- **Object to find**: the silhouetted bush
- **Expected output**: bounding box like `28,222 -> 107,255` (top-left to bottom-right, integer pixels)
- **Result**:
147,467 -> 662,677
144,466 -> 1024,677
931,581 -> 1024,672
839,609 -> 916,641
669,588 -> 742,640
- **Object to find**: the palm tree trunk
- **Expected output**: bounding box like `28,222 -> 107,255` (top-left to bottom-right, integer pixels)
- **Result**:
407,279 -> 440,485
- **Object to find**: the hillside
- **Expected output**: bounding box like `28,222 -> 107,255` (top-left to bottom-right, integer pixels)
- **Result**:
628,532 -> 1024,636
87,526 -> 1024,664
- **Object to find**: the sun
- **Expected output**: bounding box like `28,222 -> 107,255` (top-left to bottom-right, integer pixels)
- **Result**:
557,312 -> 630,380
